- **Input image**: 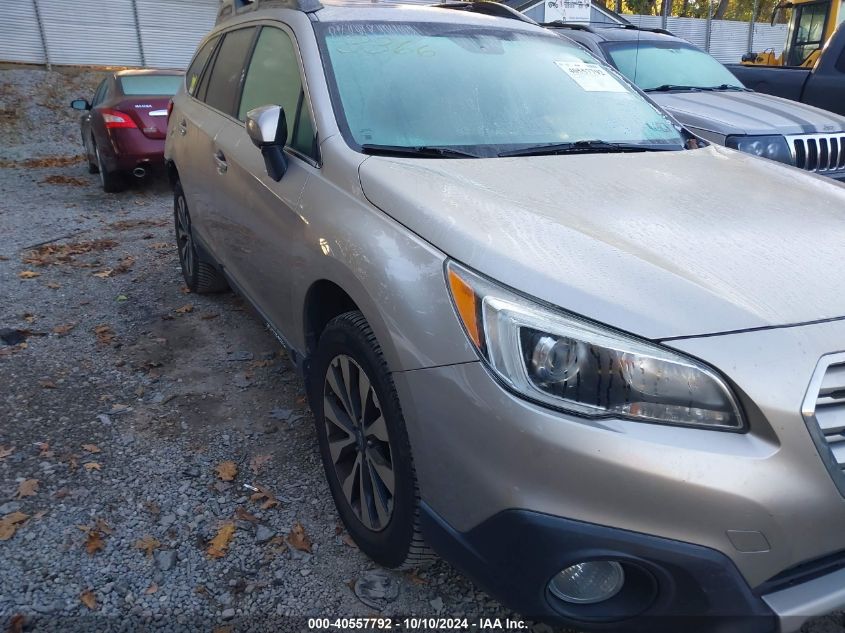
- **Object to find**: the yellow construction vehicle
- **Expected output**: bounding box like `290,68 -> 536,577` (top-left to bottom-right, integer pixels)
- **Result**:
743,0 -> 844,66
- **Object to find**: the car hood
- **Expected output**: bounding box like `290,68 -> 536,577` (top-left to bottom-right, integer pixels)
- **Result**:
358,145 -> 845,340
650,90 -> 845,137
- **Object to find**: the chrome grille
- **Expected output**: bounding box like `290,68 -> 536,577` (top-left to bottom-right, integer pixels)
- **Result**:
803,353 -> 845,496
788,134 -> 845,173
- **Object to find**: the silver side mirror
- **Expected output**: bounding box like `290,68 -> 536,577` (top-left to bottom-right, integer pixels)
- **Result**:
246,105 -> 287,147
245,105 -> 289,181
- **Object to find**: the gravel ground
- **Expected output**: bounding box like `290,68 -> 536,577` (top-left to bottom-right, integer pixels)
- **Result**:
1,65 -> 843,633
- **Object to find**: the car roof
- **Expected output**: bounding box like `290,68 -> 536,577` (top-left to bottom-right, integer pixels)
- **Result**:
217,0 -> 547,31
548,24 -> 685,44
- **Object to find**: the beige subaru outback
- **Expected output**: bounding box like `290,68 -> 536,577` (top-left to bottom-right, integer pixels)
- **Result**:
165,0 -> 845,630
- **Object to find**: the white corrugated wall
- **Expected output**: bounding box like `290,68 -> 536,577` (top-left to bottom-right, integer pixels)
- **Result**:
0,1 -> 48,65
0,0 -> 217,69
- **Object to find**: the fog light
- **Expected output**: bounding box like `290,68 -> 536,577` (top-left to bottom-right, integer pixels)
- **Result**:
549,561 -> 625,604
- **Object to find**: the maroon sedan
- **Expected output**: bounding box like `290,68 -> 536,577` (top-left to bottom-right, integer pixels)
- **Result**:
71,69 -> 182,192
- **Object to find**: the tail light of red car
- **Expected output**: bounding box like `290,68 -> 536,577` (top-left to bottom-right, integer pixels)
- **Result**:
101,109 -> 137,129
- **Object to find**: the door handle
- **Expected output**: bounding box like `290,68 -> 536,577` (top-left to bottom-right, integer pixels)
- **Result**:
213,150 -> 228,174
178,118 -> 187,136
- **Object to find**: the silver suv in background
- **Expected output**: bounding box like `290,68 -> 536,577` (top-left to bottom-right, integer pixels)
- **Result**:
554,24 -> 845,180
165,1 -> 845,631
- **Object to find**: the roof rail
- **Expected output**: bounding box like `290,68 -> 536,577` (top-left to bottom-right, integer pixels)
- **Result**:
540,21 -> 597,32
433,1 -> 539,25
216,0 -> 323,24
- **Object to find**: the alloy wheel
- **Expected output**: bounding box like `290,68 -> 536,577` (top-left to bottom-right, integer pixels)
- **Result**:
175,195 -> 194,279
323,354 -> 395,531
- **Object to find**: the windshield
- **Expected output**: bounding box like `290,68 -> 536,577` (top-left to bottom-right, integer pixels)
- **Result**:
318,22 -> 685,156
119,75 -> 182,96
601,40 -> 745,91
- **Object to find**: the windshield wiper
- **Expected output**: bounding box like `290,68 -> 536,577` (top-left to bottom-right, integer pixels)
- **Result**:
498,139 -> 677,158
360,144 -> 480,158
646,83 -> 749,92
644,84 -> 704,92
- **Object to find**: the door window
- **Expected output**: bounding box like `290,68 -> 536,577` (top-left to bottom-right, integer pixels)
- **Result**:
92,80 -> 109,106
238,27 -> 318,159
186,36 -> 220,96
203,27 -> 257,115
788,1 -> 829,66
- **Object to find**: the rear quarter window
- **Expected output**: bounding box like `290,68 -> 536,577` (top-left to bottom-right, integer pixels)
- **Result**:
186,36 -> 219,96
202,27 -> 257,115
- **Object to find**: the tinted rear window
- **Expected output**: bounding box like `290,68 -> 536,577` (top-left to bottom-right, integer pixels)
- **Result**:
119,75 -> 182,96
203,28 -> 256,115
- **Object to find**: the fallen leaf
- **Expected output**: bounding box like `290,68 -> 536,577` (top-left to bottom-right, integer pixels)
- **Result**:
95,518 -> 113,535
268,535 -> 288,553
143,500 -> 160,515
215,461 -> 237,481
234,506 -> 259,523
249,454 -> 271,475
41,174 -> 89,186
45,281 -> 61,289
175,304 -> 194,314
83,462 -> 102,471
83,529 -> 105,555
0,511 -> 29,541
341,534 -> 358,549
22,313 -> 36,323
200,313 -> 219,320
148,242 -> 170,249
406,569 -> 429,585
18,271 -> 41,279
113,255 -> 135,274
207,522 -> 236,559
32,510 -> 47,520
35,441 -> 53,458
180,286 -> 191,294
94,324 -> 115,345
16,479 -> 39,498
6,613 -> 24,633
249,485 -> 279,510
287,522 -> 312,553
52,323 -> 76,336
0,445 -> 15,460
39,379 -> 56,389
23,239 -> 117,267
145,583 -> 158,595
81,444 -> 101,453
135,535 -> 161,558
80,589 -> 97,610
92,269 -> 113,279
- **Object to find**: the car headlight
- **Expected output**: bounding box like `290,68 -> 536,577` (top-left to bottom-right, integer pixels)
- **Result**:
446,261 -> 745,430
726,135 -> 792,165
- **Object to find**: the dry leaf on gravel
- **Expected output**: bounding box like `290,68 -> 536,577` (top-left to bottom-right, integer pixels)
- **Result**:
287,522 -> 312,553
341,534 -> 358,549
94,325 -> 115,345
80,589 -> 97,610
0,445 -> 14,460
22,313 -> 35,323
45,281 -> 60,289
249,485 -> 279,510
41,174 -> 88,186
95,518 -> 113,535
215,461 -> 237,481
175,304 -> 194,314
83,462 -> 101,471
52,323 -> 76,336
114,255 -> 135,274
135,535 -> 161,558
23,239 -> 117,267
16,479 -> 38,498
1,155 -> 84,169
148,242 -> 170,250
39,379 -> 56,389
109,218 -> 166,231
406,570 -> 429,585
81,529 -> 105,555
207,522 -> 236,559
36,441 -> 53,458
0,512 -> 29,541
81,444 -> 101,453
6,613 -> 25,633
92,269 -> 113,278
18,271 -> 41,279
234,507 -> 259,523
200,313 -> 219,320
249,454 -> 271,475
145,583 -> 158,595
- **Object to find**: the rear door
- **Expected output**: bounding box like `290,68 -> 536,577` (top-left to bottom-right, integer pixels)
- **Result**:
210,24 -> 319,336
179,27 -> 257,257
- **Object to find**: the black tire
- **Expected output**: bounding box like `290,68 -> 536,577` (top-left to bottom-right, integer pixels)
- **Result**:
173,181 -> 228,294
95,144 -> 124,193
312,311 -> 435,570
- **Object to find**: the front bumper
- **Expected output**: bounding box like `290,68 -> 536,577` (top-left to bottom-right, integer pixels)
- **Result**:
393,317 -> 845,631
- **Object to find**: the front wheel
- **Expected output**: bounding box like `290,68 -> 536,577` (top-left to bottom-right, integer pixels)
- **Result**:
312,311 -> 434,569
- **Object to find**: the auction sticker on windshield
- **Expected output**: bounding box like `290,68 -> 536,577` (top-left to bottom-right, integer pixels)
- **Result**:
555,60 -> 627,92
